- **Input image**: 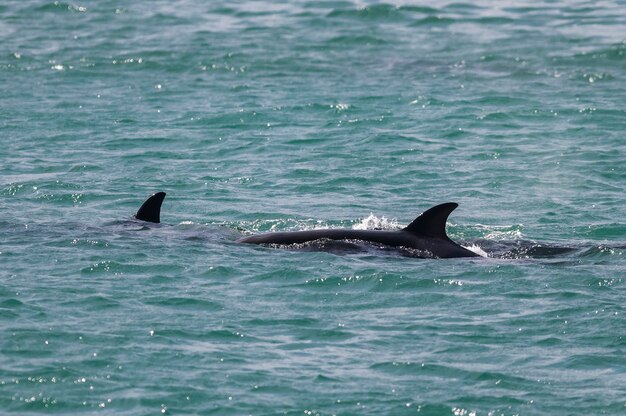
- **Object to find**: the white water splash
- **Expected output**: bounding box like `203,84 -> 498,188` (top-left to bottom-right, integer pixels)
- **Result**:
352,213 -> 399,230
463,244 -> 489,258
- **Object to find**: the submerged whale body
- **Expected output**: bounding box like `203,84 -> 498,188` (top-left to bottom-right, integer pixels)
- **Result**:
134,192 -> 479,259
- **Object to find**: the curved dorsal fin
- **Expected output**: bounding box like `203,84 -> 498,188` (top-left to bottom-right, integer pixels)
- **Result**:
403,202 -> 458,239
135,192 -> 166,223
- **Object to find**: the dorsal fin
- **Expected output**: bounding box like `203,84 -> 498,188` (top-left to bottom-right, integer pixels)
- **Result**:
135,192 -> 166,223
403,202 -> 458,239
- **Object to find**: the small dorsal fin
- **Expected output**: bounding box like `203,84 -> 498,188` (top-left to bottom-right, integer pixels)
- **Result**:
135,192 -> 166,223
403,202 -> 458,239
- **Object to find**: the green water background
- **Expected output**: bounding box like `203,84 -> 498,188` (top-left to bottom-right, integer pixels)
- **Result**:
1,1 -> 625,414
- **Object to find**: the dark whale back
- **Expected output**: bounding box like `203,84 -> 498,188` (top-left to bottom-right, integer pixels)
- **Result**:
237,202 -> 478,258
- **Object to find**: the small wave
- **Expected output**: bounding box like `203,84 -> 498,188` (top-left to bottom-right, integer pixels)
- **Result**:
410,15 -> 455,26
579,245 -> 624,258
325,35 -> 387,45
327,4 -> 406,20
35,2 -> 87,13
143,296 -> 222,311
474,223 -> 525,240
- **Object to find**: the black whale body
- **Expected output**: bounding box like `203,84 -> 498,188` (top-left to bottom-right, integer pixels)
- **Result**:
134,192 -> 479,259
236,203 -> 478,258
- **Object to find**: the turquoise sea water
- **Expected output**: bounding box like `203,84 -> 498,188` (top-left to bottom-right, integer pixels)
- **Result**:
1,1 -> 625,414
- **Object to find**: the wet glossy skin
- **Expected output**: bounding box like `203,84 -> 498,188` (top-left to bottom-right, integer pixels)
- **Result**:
237,228 -> 479,258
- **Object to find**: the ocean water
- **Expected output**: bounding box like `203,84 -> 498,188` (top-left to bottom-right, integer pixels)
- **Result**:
1,0 -> 625,414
